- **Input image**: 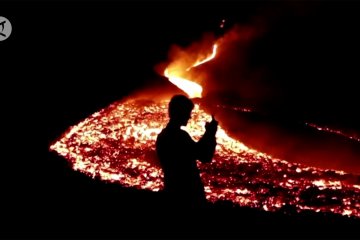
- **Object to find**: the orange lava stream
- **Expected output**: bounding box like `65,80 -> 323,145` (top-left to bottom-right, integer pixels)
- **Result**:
306,122 -> 360,143
50,99 -> 360,218
50,31 -> 360,219
163,43 -> 218,98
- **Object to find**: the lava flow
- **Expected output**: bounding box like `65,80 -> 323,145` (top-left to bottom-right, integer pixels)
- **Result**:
305,122 -> 360,143
50,38 -> 360,219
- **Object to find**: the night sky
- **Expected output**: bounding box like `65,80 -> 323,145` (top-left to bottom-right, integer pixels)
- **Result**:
2,0 -> 360,237
3,1 -> 360,138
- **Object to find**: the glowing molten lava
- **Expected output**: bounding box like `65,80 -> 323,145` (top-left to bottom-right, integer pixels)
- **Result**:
50,100 -> 360,218
306,122 -> 360,143
164,43 -> 218,98
49,38 -> 360,219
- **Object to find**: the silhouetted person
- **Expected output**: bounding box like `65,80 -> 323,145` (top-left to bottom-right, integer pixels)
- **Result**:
156,95 -> 218,209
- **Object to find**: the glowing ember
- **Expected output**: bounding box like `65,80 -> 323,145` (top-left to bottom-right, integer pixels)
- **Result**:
50,99 -> 360,218
220,19 -> 226,29
306,122 -> 360,143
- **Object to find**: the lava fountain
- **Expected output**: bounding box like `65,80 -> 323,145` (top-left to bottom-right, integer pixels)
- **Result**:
50,36 -> 360,219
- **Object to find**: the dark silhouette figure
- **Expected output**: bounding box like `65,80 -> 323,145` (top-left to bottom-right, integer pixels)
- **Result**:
156,95 -> 218,208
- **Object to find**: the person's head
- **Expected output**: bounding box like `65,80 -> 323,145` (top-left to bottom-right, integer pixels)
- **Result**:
168,94 -> 194,126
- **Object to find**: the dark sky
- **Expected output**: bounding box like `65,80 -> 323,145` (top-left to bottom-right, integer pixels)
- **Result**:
3,2 -> 360,234
2,0 -> 360,144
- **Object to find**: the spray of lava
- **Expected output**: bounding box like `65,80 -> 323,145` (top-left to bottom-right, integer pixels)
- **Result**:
164,43 -> 218,98
50,35 -> 360,219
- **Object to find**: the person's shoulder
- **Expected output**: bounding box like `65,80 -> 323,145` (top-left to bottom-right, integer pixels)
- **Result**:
156,128 -> 167,140
179,129 -> 193,141
158,127 -> 189,139
179,128 -> 190,136
157,127 -> 175,139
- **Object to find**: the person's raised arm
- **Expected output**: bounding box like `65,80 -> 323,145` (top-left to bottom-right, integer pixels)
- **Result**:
195,115 -> 218,163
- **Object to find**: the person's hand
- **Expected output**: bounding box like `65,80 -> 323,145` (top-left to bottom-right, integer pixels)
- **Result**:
205,115 -> 218,135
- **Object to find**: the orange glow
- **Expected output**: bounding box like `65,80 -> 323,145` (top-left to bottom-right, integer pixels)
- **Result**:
50,99 -> 360,218
163,43 -> 218,98
49,34 -> 360,219
164,69 -> 203,98
186,44 -> 218,71
306,122 -> 360,143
